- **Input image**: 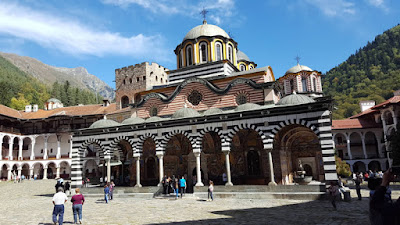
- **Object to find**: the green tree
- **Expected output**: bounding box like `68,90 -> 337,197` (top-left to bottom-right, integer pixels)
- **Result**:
10,93 -> 30,110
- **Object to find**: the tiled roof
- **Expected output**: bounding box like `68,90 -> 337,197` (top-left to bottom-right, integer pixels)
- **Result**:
332,118 -> 380,130
0,103 -> 118,120
0,104 -> 23,119
349,108 -> 378,119
371,95 -> 400,109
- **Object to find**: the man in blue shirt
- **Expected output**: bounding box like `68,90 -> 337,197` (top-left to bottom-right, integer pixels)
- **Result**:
179,176 -> 186,198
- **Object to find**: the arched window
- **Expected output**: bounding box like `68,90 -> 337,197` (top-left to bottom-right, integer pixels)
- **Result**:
227,44 -> 233,63
215,42 -> 223,61
178,50 -> 183,68
240,64 -> 246,71
313,77 -> 317,91
290,79 -> 295,93
199,42 -> 208,63
249,65 -> 254,70
186,45 -> 193,66
302,77 -> 308,92
121,96 -> 129,108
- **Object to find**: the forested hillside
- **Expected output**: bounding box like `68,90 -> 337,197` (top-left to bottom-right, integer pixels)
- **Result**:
323,24 -> 400,119
0,55 -> 101,110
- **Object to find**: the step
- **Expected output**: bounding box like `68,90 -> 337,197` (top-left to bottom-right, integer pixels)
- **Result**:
194,191 -> 327,200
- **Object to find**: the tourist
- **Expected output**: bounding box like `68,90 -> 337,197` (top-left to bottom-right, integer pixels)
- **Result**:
162,175 -> 168,195
364,172 -> 369,181
109,181 -> 115,200
327,181 -> 339,209
104,184 -> 110,203
52,187 -> 68,225
55,180 -> 64,193
174,178 -> 179,199
168,176 -> 173,194
222,172 -> 227,184
71,188 -> 85,224
369,169 -> 400,224
355,173 -> 362,200
85,177 -> 90,187
179,176 -> 186,198
208,180 -> 214,201
64,181 -> 71,196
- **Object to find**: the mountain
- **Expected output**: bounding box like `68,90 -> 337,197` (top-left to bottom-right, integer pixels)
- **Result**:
323,24 -> 400,119
0,52 -> 115,100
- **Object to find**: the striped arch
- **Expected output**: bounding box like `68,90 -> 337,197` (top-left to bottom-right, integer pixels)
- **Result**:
269,119 -> 319,139
108,136 -> 136,158
160,130 -> 196,152
197,127 -> 224,152
227,123 -> 270,149
137,133 -> 159,155
78,138 -> 107,158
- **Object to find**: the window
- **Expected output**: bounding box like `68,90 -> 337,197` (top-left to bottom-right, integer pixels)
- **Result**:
249,65 -> 254,70
121,96 -> 130,108
236,93 -> 247,105
227,44 -> 233,63
290,79 -> 295,93
149,106 -> 158,117
161,78 -> 163,83
137,77 -> 140,82
200,42 -> 208,63
156,76 -> 158,81
187,90 -> 203,105
179,50 -> 183,68
313,77 -> 317,91
240,64 -> 246,71
215,42 -> 223,61
186,45 -> 193,66
123,79 -> 126,85
302,77 -> 308,92
130,78 -> 132,84
143,76 -> 146,81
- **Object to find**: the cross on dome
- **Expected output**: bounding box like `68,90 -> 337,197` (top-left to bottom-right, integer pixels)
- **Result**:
200,7 -> 208,24
295,55 -> 301,65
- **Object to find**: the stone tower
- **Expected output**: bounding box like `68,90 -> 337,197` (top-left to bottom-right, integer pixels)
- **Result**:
115,62 -> 168,110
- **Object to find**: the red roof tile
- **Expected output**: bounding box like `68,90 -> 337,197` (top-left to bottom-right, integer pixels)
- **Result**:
0,105 -> 23,119
332,118 -> 380,129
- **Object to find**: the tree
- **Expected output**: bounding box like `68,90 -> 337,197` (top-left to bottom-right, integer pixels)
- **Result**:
10,93 -> 30,110
335,156 -> 352,177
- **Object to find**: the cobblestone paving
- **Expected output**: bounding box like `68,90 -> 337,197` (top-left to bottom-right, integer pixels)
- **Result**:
0,180 -> 388,225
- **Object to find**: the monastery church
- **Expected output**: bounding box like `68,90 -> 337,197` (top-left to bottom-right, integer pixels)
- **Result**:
0,19 -> 393,190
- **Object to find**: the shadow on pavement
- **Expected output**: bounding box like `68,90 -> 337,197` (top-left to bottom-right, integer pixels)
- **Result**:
148,197 -> 369,225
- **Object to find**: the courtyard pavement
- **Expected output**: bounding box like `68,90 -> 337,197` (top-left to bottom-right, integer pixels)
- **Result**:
0,179 -> 388,225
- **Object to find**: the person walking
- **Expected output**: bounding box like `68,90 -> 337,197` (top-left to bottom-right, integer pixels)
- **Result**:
71,188 -> 85,224
162,175 -> 167,195
52,187 -> 68,225
104,184 -> 110,204
174,178 -> 179,199
179,176 -> 186,198
64,181 -> 71,196
208,180 -> 214,201
328,181 -> 339,210
355,173 -> 362,200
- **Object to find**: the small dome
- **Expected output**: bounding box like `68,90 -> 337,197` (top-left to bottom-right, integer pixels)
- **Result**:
172,107 -> 201,119
48,98 -> 62,103
121,117 -> 145,125
237,50 -> 250,62
203,108 -> 223,116
285,64 -> 313,75
89,119 -> 120,129
146,116 -> 165,123
235,103 -> 261,112
277,93 -> 315,106
183,21 -> 230,41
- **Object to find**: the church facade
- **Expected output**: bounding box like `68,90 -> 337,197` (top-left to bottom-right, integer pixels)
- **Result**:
70,20 -> 337,188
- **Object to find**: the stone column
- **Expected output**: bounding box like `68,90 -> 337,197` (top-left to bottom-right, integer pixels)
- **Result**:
56,135 -> 61,159
29,167 -> 34,180
56,165 -> 60,179
194,152 -> 204,186
223,151 -> 233,186
135,157 -> 142,187
43,166 -> 48,179
346,135 -> 352,160
157,153 -> 164,186
43,136 -> 48,160
7,168 -> 12,180
17,167 -> 22,178
361,134 -> 368,159
106,157 -> 111,183
391,108 -> 398,129
268,151 -> 277,185
18,137 -> 23,160
69,137 -> 73,159
0,136 -> 3,160
30,139 -> 36,160
8,138 -> 13,160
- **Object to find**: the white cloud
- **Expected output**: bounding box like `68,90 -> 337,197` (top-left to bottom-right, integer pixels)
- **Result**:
303,0 -> 356,17
0,2 -> 170,60
101,0 -> 236,25
366,0 -> 388,11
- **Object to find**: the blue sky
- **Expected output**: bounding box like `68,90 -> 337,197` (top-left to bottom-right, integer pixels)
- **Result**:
0,0 -> 399,88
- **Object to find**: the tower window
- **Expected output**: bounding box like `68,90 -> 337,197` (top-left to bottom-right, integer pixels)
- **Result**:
130,78 -> 132,84
161,78 -> 163,83
313,77 -> 317,91
121,96 -> 129,108
302,77 -> 308,92
290,79 -> 295,93
186,45 -> 193,66
143,76 -> 146,81
137,77 -> 140,82
200,42 -> 208,63
240,64 -> 246,71
188,90 -> 203,105
179,50 -> 183,68
227,44 -> 233,63
215,42 -> 223,61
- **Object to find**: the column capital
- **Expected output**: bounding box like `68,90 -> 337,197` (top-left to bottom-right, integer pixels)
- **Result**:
193,151 -> 201,157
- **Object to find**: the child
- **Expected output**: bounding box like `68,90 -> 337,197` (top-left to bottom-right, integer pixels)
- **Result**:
208,180 -> 214,201
104,184 -> 110,204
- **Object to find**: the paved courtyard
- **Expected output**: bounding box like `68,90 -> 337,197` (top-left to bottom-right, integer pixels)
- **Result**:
0,180 -> 383,225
